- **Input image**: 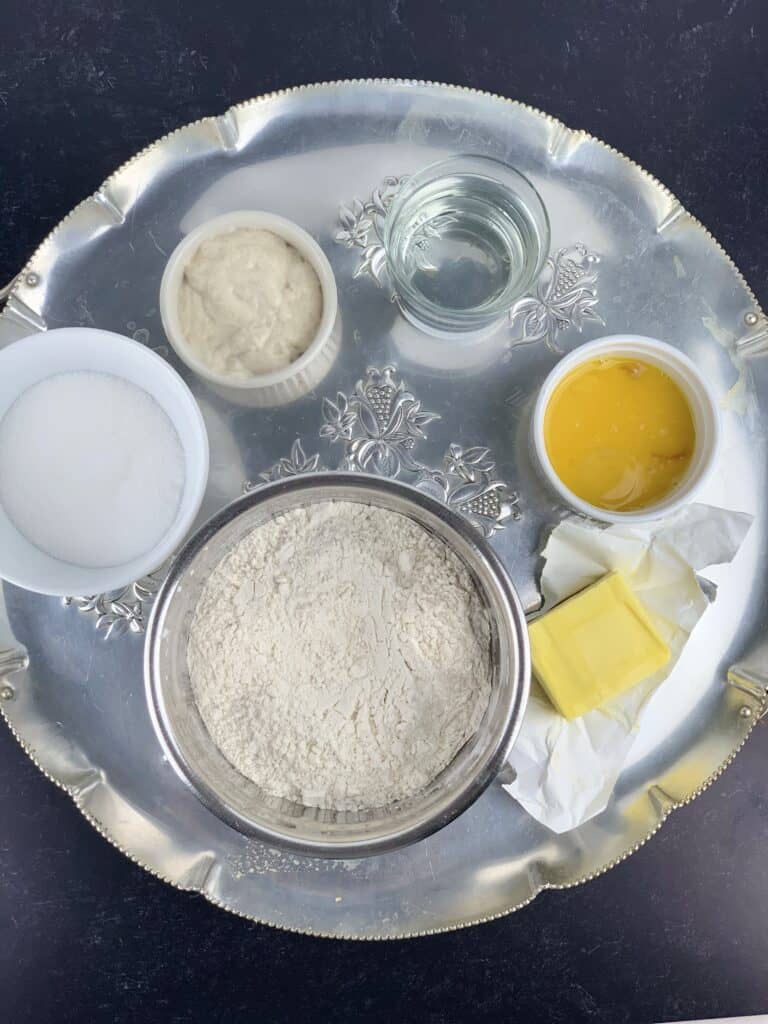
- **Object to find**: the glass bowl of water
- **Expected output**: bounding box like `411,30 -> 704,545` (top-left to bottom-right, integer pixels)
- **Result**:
383,155 -> 550,337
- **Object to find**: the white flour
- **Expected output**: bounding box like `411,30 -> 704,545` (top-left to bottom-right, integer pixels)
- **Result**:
188,501 -> 491,811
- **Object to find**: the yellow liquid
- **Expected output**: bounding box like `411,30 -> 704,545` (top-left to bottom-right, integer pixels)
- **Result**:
544,357 -> 695,512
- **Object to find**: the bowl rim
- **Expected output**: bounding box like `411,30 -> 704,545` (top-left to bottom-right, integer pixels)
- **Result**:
158,210 -> 339,390
531,334 -> 722,524
0,327 -> 209,596
144,472 -> 531,858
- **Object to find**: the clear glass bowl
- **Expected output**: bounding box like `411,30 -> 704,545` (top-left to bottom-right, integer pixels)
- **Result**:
384,155 -> 550,337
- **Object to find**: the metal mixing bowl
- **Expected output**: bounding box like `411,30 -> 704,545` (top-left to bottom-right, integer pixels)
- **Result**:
144,473 -> 530,858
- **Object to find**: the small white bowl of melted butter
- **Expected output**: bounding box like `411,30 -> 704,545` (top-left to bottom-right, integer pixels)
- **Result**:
160,211 -> 339,403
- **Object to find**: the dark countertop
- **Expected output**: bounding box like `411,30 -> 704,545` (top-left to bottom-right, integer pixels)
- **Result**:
0,2 -> 766,1022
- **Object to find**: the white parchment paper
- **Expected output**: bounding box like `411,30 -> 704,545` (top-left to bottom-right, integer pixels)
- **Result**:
504,503 -> 753,833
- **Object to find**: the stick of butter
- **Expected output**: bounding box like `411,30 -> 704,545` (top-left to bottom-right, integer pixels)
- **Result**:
528,571 -> 671,720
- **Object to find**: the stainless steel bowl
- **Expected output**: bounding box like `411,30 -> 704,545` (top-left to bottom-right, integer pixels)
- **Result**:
144,473 -> 530,858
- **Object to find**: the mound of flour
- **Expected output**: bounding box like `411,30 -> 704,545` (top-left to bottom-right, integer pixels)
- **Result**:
187,501 -> 491,811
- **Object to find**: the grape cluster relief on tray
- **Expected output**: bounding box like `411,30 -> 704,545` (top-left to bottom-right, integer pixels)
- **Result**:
251,365 -> 520,537
249,364 -> 520,536
65,366 -> 519,638
336,176 -> 603,353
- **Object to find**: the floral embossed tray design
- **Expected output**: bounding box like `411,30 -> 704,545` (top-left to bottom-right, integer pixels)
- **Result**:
0,81 -> 765,939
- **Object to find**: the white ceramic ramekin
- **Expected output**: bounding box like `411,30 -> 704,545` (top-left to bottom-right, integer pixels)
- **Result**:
0,328 -> 209,597
531,334 -> 721,524
159,211 -> 339,400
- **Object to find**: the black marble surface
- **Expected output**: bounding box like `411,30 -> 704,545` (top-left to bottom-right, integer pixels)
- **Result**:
0,2 -> 766,1022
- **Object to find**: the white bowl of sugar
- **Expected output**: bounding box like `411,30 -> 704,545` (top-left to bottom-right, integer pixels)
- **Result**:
0,328 -> 209,597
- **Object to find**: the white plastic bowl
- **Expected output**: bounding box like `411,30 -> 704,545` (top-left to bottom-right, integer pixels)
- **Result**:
159,210 -> 339,396
531,334 -> 721,524
0,328 -> 209,596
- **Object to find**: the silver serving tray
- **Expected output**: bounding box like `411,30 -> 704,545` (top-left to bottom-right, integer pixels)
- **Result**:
1,80 -> 766,939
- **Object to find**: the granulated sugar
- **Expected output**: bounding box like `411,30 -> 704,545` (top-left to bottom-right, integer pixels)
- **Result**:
0,371 -> 185,568
187,501 -> 491,811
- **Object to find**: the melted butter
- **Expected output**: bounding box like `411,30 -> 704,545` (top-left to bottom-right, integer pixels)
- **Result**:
544,357 -> 695,512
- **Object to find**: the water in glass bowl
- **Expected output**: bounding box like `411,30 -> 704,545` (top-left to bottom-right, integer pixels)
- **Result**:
385,160 -> 549,337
